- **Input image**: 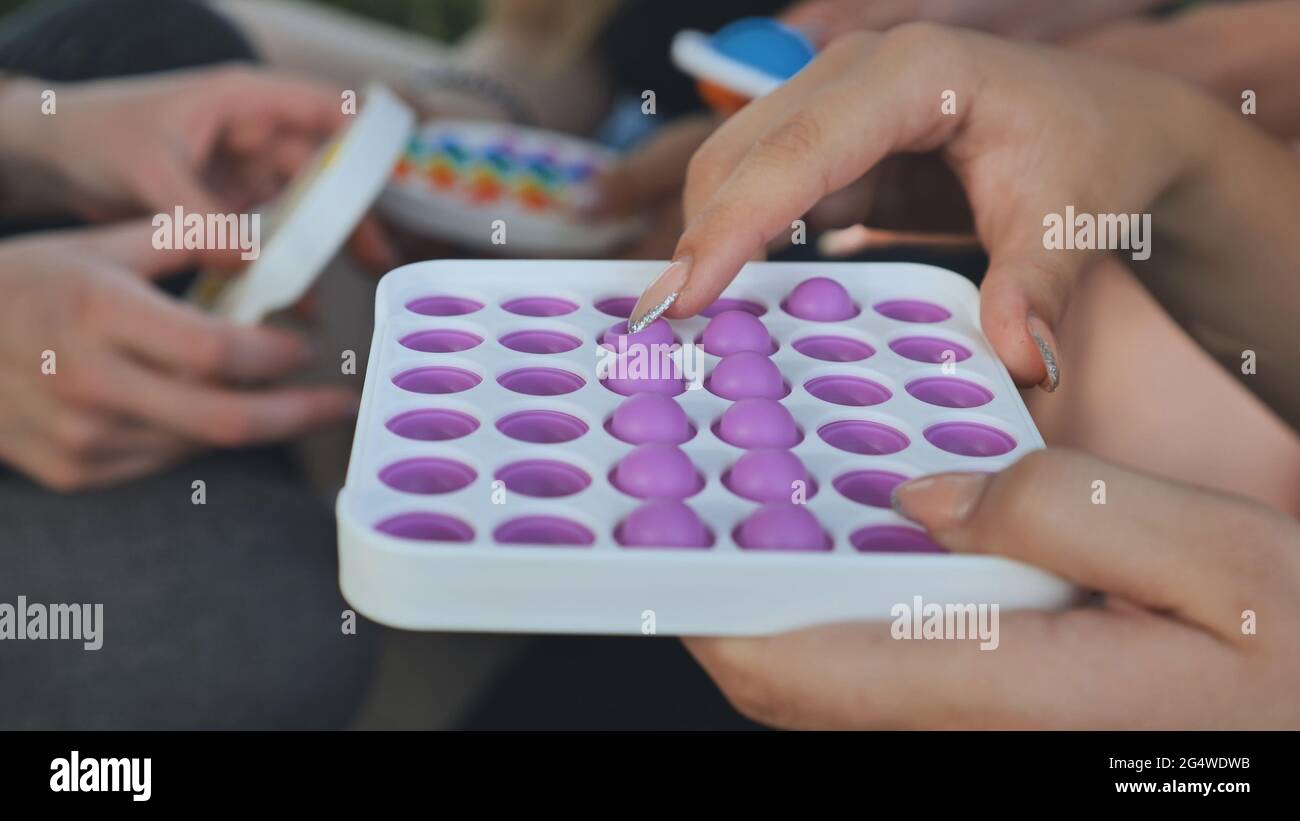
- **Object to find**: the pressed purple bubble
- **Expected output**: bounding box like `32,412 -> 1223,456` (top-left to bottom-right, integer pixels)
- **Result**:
701,310 -> 774,356
393,366 -> 482,395
399,329 -> 483,353
782,277 -> 858,322
501,296 -> 578,317
406,296 -> 483,316
494,459 -> 591,498
833,470 -> 908,508
606,393 -> 693,445
735,504 -> 830,551
874,299 -> 951,323
850,525 -> 945,554
375,512 -> 474,542
499,329 -> 583,354
713,398 -> 801,448
818,420 -> 910,455
616,500 -> 713,549
889,336 -> 972,364
792,335 -> 874,362
804,375 -> 892,407
924,422 -> 1016,457
707,351 -> 787,400
601,318 -> 674,348
498,367 -> 585,396
386,408 -> 479,441
724,449 -> 812,503
906,377 -> 993,409
379,457 -> 477,495
494,516 -> 594,546
496,409 -> 588,444
612,443 -> 702,499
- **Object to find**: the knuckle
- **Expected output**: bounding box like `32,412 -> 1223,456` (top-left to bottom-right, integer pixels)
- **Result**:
887,20 -> 957,53
754,111 -> 824,165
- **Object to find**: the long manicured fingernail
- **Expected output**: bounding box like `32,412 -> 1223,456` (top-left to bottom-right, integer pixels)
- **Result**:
1027,313 -> 1060,392
891,472 -> 991,531
628,257 -> 691,333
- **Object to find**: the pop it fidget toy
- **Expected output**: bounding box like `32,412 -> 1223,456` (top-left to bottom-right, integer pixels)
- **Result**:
671,18 -> 816,114
338,260 -> 1080,635
377,120 -> 644,256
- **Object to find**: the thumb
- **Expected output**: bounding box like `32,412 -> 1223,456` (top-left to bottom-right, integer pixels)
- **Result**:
890,447 -> 1294,643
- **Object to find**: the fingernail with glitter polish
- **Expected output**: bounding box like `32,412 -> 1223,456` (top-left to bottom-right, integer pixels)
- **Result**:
1027,313 -> 1060,392
628,257 -> 691,334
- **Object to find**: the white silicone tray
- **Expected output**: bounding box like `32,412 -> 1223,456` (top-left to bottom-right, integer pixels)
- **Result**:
337,260 -> 1080,635
377,120 -> 643,257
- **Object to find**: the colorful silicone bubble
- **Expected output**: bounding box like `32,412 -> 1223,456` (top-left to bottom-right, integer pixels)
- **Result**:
782,277 -> 859,322
707,351 -> 786,400
924,422 -> 1016,457
501,296 -> 578,317
818,420 -> 909,455
495,409 -> 588,444
700,298 -> 766,318
607,393 -> 693,445
393,366 -> 482,395
400,329 -> 483,353
791,335 -> 874,362
499,329 -> 583,354
833,470 -> 908,508
906,377 -> 993,409
375,512 -> 474,542
601,318 -> 674,349
595,296 -> 637,318
702,310 -> 774,356
379,457 -> 477,495
494,516 -> 595,546
735,504 -> 829,552
874,299 -> 951,323
386,409 -> 479,442
600,347 -> 686,397
498,367 -> 585,396
612,443 -> 702,499
494,459 -> 591,498
406,296 -> 483,316
713,398 -> 801,448
724,449 -> 812,503
850,525 -> 945,554
888,336 -> 972,364
616,500 -> 713,549
804,375 -> 892,407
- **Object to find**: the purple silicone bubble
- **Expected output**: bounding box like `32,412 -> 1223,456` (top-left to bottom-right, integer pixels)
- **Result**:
612,443 -> 702,499
850,525 -> 945,554
792,335 -> 874,362
735,504 -> 829,552
724,449 -> 811,503
501,296 -> 578,317
499,329 -> 583,354
595,296 -> 637,318
600,347 -> 686,397
379,457 -> 477,495
406,296 -> 483,316
700,298 -> 765,318
874,299 -> 951,323
782,277 -> 859,322
601,318 -> 674,348
888,336 -> 972,364
400,329 -> 483,353
804,375 -> 892,407
713,398 -> 801,448
375,512 -> 474,542
393,366 -> 482,395
924,422 -> 1016,457
833,470 -> 908,508
498,367 -> 585,396
818,420 -> 910,455
707,351 -> 787,400
616,500 -> 713,549
906,377 -> 993,409
702,310 -> 774,356
496,410 -> 588,444
494,459 -> 591,498
385,408 -> 479,441
494,516 -> 594,546
607,393 -> 693,445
